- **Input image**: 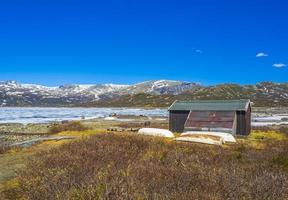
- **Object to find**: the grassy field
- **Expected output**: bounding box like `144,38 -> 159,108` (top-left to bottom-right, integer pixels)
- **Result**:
0,138 -> 71,193
1,128 -> 288,200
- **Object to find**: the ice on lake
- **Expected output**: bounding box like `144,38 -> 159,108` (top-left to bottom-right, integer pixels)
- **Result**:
0,107 -> 287,126
0,107 -> 168,124
252,114 -> 288,126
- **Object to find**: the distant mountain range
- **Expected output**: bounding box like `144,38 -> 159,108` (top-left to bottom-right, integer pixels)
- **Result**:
0,80 -> 287,107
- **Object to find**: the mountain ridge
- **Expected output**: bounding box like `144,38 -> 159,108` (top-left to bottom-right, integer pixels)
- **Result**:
0,80 -> 287,107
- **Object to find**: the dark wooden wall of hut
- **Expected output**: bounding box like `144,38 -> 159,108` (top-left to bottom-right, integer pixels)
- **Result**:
236,106 -> 251,135
169,111 -> 189,132
245,105 -> 251,135
169,105 -> 251,135
236,111 -> 246,135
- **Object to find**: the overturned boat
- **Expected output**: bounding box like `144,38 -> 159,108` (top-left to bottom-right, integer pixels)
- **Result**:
181,131 -> 236,143
138,128 -> 175,138
175,134 -> 224,145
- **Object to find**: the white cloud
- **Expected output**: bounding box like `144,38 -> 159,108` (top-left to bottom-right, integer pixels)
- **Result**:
195,49 -> 203,54
256,52 -> 268,57
273,63 -> 286,68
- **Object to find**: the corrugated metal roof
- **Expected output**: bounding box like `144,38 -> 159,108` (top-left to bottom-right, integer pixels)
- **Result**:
168,99 -> 250,111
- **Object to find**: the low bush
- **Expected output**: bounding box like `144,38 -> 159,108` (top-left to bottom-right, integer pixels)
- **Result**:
3,132 -> 288,200
253,126 -> 288,137
252,126 -> 273,132
249,130 -> 287,141
279,126 -> 288,136
0,143 -> 10,154
48,121 -> 88,134
272,154 -> 288,170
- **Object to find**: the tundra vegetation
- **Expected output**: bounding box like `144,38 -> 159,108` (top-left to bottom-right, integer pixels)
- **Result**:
48,121 -> 88,134
0,143 -> 10,154
1,126 -> 288,200
0,121 -> 89,155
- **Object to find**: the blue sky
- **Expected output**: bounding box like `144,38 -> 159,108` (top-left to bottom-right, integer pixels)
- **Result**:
0,0 -> 287,86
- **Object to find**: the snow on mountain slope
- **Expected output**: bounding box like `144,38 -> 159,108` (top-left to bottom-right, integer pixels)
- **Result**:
0,80 -> 198,106
57,84 -> 129,99
112,80 -> 199,95
0,80 -> 288,107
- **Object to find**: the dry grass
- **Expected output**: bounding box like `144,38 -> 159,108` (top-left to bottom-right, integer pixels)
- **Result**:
57,129 -> 105,137
117,120 -> 168,130
0,139 -> 71,194
279,126 -> 288,136
48,121 -> 88,134
249,130 -> 287,141
2,131 -> 288,200
0,143 -> 10,154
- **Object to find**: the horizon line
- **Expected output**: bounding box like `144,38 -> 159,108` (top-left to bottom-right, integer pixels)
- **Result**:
0,79 -> 287,87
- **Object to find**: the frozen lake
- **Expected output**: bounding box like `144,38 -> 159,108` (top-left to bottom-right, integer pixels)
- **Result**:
0,107 -> 168,124
0,107 -> 287,126
252,114 -> 288,126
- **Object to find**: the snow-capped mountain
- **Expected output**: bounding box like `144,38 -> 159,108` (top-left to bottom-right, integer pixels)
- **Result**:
0,80 -> 198,106
1,80 -> 287,107
94,82 -> 288,107
57,83 -> 129,100
124,80 -> 199,95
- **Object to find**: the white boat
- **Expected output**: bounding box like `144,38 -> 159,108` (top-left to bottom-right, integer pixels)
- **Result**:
181,131 -> 236,143
175,134 -> 224,145
138,128 -> 175,138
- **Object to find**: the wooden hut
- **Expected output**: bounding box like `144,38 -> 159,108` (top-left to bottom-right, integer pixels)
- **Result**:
168,99 -> 251,135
